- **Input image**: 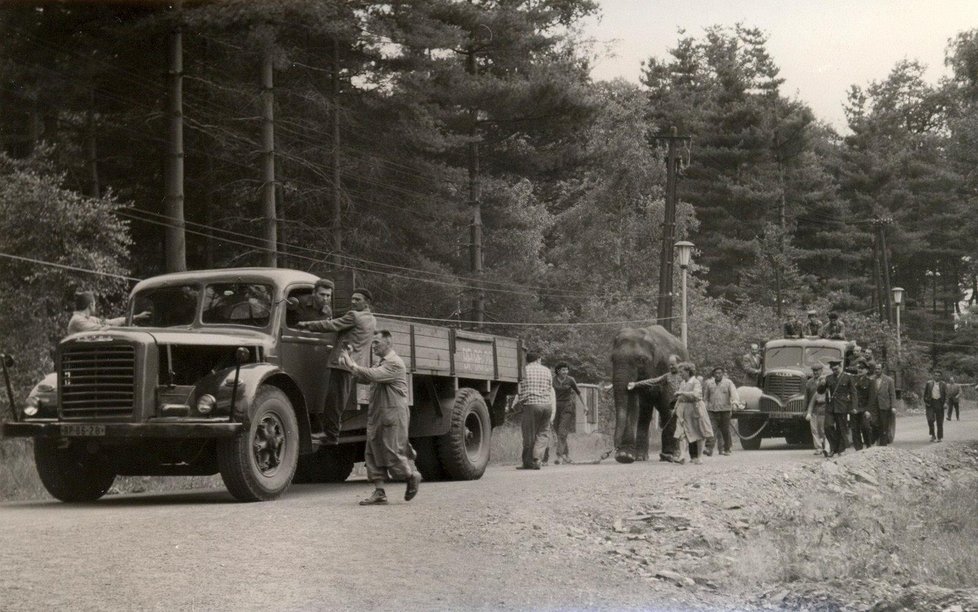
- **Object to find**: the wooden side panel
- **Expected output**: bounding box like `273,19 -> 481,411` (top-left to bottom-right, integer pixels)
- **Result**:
495,337 -> 520,381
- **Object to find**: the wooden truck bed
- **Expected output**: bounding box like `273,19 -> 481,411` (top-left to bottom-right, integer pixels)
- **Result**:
375,316 -> 520,382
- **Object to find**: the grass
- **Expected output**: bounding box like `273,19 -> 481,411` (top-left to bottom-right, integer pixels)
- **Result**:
721,473 -> 978,590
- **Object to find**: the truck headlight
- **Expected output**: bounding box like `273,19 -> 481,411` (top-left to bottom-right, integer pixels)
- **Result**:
23,396 -> 39,417
197,394 -> 216,415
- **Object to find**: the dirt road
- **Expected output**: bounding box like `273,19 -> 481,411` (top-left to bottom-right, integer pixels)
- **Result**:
2,410 -> 977,611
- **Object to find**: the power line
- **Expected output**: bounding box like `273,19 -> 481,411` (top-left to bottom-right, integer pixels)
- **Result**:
0,252 -> 140,282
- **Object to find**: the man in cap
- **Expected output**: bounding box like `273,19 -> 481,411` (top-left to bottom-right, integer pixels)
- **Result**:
340,329 -> 421,505
824,358 -> 857,456
287,278 -> 334,323
704,366 -> 739,456
871,362 -> 897,446
803,310 -> 822,337
298,288 -> 377,443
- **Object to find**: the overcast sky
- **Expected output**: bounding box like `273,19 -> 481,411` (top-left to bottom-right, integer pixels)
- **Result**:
584,0 -> 978,131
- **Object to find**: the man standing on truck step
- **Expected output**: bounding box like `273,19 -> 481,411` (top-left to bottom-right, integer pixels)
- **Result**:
340,330 -> 421,505
824,358 -> 857,457
739,344 -> 762,387
515,352 -> 554,470
297,288 -> 377,444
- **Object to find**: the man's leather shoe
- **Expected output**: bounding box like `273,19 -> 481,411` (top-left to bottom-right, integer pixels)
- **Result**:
405,473 -> 421,501
359,489 -> 388,505
615,451 -> 635,464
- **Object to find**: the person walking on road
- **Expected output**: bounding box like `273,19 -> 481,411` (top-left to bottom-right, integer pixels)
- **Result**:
552,363 -> 583,464
704,366 -> 739,456
515,352 -> 554,470
871,363 -> 897,446
946,376 -> 961,422
924,371 -> 946,442
628,355 -> 683,462
824,358 -> 857,457
673,363 -> 713,465
805,363 -> 828,455
852,361 -> 875,450
339,330 -> 421,505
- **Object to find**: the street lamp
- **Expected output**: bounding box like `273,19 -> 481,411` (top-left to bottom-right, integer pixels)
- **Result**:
675,241 -> 694,352
892,287 -> 904,357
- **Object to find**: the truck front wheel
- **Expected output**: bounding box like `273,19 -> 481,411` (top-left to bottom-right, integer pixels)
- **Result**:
437,388 -> 491,480
218,386 -> 298,502
34,438 -> 116,502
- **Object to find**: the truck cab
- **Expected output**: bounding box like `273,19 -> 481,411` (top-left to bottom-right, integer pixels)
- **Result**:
736,338 -> 850,450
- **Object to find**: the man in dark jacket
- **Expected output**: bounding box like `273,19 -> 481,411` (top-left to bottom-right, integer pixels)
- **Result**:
852,361 -> 875,449
871,362 -> 897,446
287,278 -> 333,323
946,376 -> 961,422
298,288 -> 378,443
923,371 -> 946,442
824,358 -> 857,456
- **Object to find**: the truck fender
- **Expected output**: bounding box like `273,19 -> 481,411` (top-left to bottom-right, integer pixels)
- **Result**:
736,385 -> 763,412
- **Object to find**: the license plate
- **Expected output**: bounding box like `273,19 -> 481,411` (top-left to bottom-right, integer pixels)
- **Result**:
767,412 -> 801,419
63,424 -> 106,436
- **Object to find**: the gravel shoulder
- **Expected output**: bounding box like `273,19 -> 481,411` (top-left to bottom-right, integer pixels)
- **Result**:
2,410 -> 978,611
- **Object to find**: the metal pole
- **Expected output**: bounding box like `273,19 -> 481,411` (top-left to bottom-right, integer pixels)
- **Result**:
895,304 -> 901,357
261,48 -> 277,267
680,266 -> 688,352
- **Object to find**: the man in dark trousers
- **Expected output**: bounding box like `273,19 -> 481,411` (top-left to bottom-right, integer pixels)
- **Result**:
298,288 -> 377,443
515,351 -> 554,470
923,371 -> 946,442
851,361 -> 875,449
946,376 -> 961,422
871,362 -> 897,446
824,358 -> 857,457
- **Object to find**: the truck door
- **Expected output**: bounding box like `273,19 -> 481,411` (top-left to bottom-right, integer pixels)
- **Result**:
279,284 -> 334,415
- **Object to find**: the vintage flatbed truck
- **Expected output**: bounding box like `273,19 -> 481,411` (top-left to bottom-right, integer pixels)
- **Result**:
1,268 -> 522,502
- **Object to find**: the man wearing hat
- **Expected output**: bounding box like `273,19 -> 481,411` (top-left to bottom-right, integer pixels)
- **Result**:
704,366 -> 739,456
287,278 -> 334,323
824,358 -> 857,456
803,310 -> 822,337
298,288 -> 377,443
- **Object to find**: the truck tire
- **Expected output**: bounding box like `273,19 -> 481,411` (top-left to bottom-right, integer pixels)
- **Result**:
436,388 -> 491,480
295,446 -> 355,483
412,436 -> 446,482
738,417 -> 764,451
218,386 -> 298,502
34,438 -> 116,502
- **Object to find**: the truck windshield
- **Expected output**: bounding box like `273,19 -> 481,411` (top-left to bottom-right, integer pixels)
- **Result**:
764,346 -> 804,370
806,346 -> 843,369
132,285 -> 200,327
202,283 -> 273,327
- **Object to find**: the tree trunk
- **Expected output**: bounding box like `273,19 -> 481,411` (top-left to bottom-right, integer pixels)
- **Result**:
467,46 -> 484,329
164,1 -> 187,273
261,47 -> 277,267
331,36 -> 342,266
86,88 -> 100,199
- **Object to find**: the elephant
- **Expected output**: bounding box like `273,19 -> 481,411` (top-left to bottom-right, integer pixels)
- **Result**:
611,325 -> 687,463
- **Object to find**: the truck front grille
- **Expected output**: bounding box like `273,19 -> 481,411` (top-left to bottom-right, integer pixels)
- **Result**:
763,374 -> 804,402
61,344 -> 136,418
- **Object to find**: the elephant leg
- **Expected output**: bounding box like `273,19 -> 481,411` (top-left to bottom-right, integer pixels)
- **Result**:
635,398 -> 654,461
658,399 -> 678,460
613,386 -> 638,461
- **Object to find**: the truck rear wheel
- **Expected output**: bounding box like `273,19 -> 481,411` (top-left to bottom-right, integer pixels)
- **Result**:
436,388 -> 491,480
34,438 -> 116,502
218,386 -> 298,502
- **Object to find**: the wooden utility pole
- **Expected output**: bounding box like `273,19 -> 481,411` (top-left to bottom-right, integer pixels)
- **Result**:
86,88 -> 100,198
878,218 -> 893,323
331,37 -> 342,264
164,0 -> 186,273
653,127 -> 691,333
260,47 -> 277,267
466,47 -> 484,329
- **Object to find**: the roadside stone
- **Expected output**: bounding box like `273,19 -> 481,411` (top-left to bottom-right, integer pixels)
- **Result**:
655,570 -> 695,587
851,469 -> 879,486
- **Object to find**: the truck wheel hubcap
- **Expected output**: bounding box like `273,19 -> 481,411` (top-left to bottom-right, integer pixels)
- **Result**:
254,414 -> 286,474
464,412 -> 483,460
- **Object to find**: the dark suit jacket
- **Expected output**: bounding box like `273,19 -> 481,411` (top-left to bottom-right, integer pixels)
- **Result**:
872,374 -> 897,411
826,371 -> 858,414
287,294 -> 332,323
923,380 -> 946,406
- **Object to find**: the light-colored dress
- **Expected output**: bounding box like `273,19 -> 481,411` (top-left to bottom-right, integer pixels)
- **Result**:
674,377 -> 714,443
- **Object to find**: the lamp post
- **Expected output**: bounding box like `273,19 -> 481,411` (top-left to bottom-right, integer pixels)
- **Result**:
892,287 -> 904,357
675,241 -> 694,352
